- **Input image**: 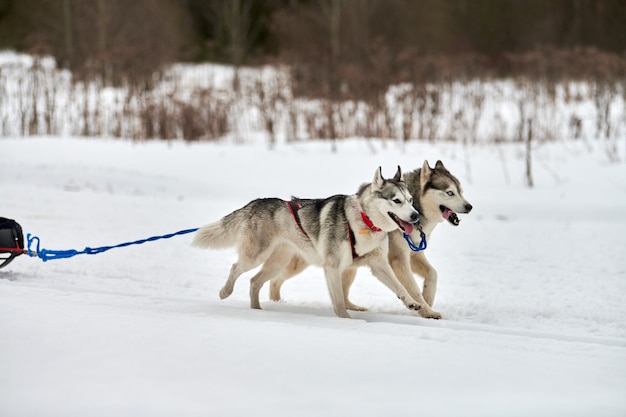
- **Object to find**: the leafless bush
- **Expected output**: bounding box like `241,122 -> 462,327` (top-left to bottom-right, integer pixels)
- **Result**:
413,85 -> 442,141
194,88 -> 230,141
250,70 -> 289,148
397,87 -> 415,142
42,69 -> 58,134
0,68 -> 7,135
1,48 -> 625,163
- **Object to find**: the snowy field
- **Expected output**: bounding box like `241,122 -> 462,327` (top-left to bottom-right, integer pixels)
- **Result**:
1,136 -> 625,416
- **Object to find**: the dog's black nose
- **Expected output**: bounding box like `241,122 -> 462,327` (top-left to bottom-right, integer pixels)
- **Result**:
410,212 -> 419,222
465,203 -> 473,213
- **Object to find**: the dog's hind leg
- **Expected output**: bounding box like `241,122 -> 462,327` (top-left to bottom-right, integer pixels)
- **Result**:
220,243 -> 273,299
341,268 -> 367,311
410,252 -> 438,307
220,260 -> 256,299
269,255 -> 309,302
324,264 -> 351,318
250,249 -> 294,309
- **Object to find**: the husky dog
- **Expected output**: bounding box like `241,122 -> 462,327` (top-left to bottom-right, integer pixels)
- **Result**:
268,160 -> 472,319
192,166 -> 427,319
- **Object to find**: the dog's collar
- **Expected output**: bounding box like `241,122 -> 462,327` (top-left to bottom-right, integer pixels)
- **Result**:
359,211 -> 382,234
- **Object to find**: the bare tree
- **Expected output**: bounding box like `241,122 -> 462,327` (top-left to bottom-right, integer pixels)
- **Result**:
62,0 -> 73,68
525,118 -> 534,188
321,0 -> 342,151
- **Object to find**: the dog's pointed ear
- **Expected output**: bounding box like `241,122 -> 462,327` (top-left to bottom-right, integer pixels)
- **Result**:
393,165 -> 404,182
373,166 -> 384,190
435,160 -> 446,170
422,160 -> 432,174
420,160 -> 431,190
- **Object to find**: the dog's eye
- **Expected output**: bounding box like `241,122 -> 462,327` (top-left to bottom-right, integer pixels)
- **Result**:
393,198 -> 402,204
446,191 -> 454,196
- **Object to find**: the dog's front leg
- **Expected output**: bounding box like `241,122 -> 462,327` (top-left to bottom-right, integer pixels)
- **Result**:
368,259 -> 421,312
410,252 -> 438,307
324,264 -> 351,318
342,267 -> 368,311
369,256 -> 441,319
389,233 -> 441,318
389,254 -> 441,319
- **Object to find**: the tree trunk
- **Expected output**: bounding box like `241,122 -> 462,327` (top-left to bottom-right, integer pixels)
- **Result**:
63,0 -> 73,68
526,118 -> 534,188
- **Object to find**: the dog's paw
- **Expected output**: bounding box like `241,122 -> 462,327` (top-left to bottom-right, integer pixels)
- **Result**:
334,309 -> 352,319
407,303 -> 422,311
399,295 -> 422,312
346,301 -> 368,312
419,307 -> 442,320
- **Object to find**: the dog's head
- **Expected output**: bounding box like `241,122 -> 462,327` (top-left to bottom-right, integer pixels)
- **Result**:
370,166 -> 420,234
419,160 -> 473,226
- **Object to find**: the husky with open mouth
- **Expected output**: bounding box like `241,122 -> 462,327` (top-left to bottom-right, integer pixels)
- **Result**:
192,166 -> 424,319
269,160 -> 472,319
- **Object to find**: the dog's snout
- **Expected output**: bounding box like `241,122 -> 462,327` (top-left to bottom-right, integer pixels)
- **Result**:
410,211 -> 420,222
465,203 -> 473,213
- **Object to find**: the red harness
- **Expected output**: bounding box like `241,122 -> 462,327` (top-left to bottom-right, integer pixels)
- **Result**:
287,200 -> 381,259
286,200 -> 309,239
348,211 -> 382,258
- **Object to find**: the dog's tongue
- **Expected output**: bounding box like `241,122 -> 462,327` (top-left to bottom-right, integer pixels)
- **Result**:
442,208 -> 453,220
399,220 -> 415,235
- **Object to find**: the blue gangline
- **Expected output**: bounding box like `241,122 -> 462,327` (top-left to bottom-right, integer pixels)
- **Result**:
403,231 -> 427,252
26,228 -> 199,262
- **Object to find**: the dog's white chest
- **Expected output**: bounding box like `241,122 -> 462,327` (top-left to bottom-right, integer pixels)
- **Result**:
354,231 -> 387,257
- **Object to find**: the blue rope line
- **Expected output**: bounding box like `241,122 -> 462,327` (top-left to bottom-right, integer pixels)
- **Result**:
26,228 -> 199,262
403,221 -> 427,252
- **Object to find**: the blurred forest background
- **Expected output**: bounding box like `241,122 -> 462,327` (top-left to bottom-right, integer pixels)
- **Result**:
0,0 -> 625,155
2,0 -> 625,86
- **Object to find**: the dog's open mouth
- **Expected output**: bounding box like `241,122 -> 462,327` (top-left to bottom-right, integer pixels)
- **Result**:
388,212 -> 415,234
440,205 -> 461,226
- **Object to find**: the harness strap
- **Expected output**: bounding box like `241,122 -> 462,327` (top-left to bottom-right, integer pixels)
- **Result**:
286,200 -> 309,239
348,210 -> 383,258
348,224 -> 358,259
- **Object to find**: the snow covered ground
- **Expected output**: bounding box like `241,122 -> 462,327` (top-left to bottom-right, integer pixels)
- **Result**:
1,136 -> 625,416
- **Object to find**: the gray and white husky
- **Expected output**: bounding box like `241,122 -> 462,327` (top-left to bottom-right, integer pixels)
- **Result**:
192,166 -> 426,319
268,160 -> 472,319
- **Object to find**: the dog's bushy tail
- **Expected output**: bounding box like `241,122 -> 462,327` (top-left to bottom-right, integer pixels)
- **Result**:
191,215 -> 239,249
